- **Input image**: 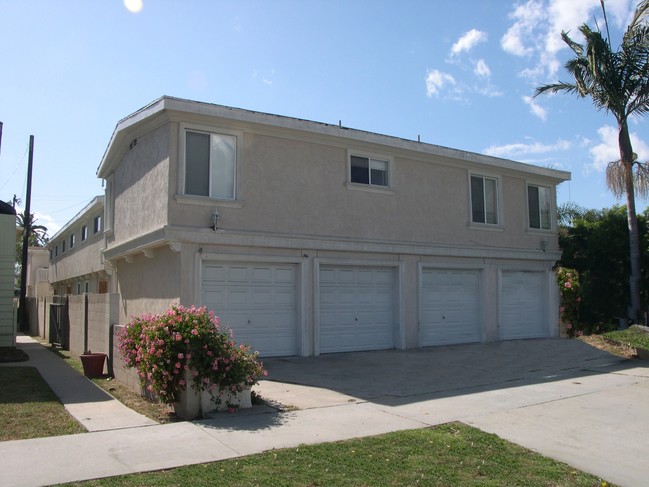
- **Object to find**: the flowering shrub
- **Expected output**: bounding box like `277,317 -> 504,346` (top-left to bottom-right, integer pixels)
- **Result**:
118,305 -> 266,405
556,267 -> 581,337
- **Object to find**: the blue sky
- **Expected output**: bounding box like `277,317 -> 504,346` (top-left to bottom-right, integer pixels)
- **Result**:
1,0 -> 647,235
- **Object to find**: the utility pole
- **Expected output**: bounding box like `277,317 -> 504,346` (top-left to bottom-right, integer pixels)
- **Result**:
19,135 -> 34,332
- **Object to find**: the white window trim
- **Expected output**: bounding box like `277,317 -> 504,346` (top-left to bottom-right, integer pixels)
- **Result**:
178,122 -> 242,202
346,150 -> 395,193
526,182 -> 554,232
468,172 -> 503,229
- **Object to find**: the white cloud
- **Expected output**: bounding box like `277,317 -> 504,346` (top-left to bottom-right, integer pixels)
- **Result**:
501,0 -> 544,57
589,125 -> 649,171
451,29 -> 488,56
501,0 -> 636,82
425,69 -> 456,97
523,95 -> 547,120
474,59 -> 491,77
484,138 -> 571,158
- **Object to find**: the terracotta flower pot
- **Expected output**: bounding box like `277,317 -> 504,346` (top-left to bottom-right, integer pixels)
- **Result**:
80,352 -> 107,378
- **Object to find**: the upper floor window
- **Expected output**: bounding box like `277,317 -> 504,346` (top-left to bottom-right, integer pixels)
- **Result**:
81,225 -> 88,241
471,175 -> 498,225
528,184 -> 552,230
70,233 -> 76,249
62,240 -> 66,253
93,215 -> 102,234
184,129 -> 236,200
350,155 -> 389,187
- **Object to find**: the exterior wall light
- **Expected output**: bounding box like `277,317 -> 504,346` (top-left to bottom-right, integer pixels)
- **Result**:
210,208 -> 219,231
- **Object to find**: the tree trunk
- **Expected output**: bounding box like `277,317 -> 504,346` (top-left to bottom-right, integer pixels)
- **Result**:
619,121 -> 642,324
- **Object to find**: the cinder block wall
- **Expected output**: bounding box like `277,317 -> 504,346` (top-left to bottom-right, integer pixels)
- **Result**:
62,294 -> 119,360
112,324 -> 140,391
68,295 -> 85,355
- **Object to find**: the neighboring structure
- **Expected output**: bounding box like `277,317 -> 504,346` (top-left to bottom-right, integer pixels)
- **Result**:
90,96 -> 571,357
47,196 -> 111,296
0,200 -> 17,347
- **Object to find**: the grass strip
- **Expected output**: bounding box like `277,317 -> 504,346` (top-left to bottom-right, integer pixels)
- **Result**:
603,326 -> 649,351
0,366 -> 86,441
65,423 -> 611,487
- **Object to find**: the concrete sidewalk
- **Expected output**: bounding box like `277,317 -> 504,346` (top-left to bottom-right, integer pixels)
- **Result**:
1,337 -> 648,487
0,336 -> 156,432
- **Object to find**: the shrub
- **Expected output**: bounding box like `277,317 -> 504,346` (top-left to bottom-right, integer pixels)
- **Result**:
118,305 -> 266,405
556,267 -> 581,337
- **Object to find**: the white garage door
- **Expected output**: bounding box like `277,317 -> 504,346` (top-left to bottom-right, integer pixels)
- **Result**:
420,268 -> 481,346
202,262 -> 298,357
499,271 -> 547,340
319,265 -> 395,353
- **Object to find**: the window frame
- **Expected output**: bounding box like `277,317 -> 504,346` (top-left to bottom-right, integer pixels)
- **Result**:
346,150 -> 394,192
70,233 -> 76,249
469,174 -> 501,226
178,123 -> 241,202
527,183 -> 553,231
81,225 -> 88,241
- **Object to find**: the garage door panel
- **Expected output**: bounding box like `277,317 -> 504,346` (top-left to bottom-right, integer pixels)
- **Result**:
202,262 -> 298,357
499,271 -> 546,340
420,269 -> 481,347
319,265 -> 396,354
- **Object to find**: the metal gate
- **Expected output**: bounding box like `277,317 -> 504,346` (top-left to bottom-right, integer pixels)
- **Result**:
49,297 -> 69,350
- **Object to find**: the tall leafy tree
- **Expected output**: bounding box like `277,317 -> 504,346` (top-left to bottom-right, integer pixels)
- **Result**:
536,0 -> 649,323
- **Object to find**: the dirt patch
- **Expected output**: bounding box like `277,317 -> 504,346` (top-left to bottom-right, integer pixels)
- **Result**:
577,334 -> 637,359
92,376 -> 179,424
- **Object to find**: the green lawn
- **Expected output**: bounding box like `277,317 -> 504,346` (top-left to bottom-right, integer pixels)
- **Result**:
66,423 -> 610,487
0,366 -> 86,440
603,326 -> 649,351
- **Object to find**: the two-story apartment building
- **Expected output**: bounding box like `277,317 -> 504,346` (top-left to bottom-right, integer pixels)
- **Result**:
47,196 -> 111,296
92,96 -> 570,357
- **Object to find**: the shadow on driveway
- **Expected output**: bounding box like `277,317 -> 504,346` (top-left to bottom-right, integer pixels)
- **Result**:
261,338 -> 643,407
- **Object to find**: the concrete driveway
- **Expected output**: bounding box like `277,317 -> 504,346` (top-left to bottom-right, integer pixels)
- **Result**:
258,339 -> 649,487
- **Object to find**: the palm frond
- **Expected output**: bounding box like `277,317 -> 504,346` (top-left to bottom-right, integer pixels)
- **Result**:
534,82 -> 579,98
634,161 -> 649,198
606,160 -> 626,198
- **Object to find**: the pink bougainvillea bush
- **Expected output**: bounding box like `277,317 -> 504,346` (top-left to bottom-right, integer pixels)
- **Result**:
556,267 -> 581,338
118,305 -> 266,405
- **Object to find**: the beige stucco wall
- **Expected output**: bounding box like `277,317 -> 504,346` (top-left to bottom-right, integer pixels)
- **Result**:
49,237 -> 106,283
104,116 -> 563,255
163,129 -> 560,253
114,245 -> 181,323
109,124 -> 171,244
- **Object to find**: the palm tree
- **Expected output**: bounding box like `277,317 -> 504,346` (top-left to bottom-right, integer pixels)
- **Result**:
535,0 -> 649,323
16,211 -> 48,247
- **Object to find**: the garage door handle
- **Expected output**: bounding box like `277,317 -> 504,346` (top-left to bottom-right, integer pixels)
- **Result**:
248,319 -> 251,324
355,317 -> 358,321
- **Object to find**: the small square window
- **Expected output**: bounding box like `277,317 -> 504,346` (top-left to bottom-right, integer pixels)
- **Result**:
350,155 -> 389,187
528,184 -> 552,230
471,175 -> 498,225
